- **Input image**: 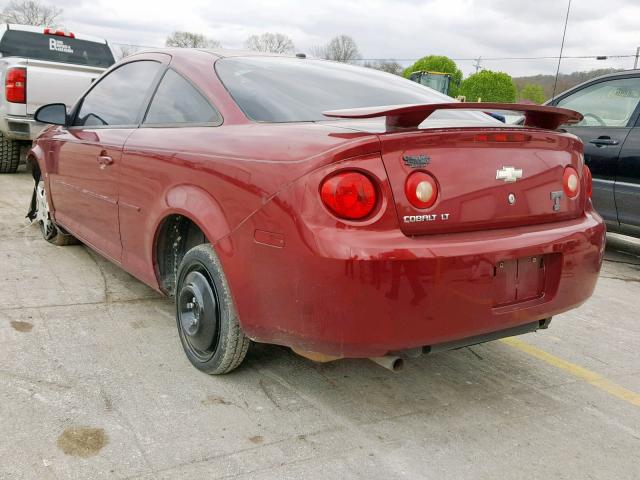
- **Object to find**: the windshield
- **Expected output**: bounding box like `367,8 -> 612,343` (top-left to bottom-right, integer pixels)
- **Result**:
416,74 -> 450,94
0,30 -> 115,68
215,57 -> 490,124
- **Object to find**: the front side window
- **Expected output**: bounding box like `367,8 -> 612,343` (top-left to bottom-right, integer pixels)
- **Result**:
144,69 -> 221,125
556,77 -> 640,127
74,61 -> 162,127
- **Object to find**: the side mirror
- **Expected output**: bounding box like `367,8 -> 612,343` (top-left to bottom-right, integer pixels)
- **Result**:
34,103 -> 68,126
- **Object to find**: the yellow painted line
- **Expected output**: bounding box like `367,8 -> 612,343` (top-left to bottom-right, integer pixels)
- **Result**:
500,337 -> 640,407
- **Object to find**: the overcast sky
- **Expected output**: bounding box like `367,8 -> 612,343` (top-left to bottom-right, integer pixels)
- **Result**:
4,0 -> 639,76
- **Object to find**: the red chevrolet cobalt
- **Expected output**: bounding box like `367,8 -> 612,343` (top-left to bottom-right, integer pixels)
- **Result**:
27,49 -> 605,374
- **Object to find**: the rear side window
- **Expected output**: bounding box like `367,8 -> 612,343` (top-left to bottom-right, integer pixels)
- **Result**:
74,61 -> 162,127
144,69 -> 221,125
0,30 -> 115,68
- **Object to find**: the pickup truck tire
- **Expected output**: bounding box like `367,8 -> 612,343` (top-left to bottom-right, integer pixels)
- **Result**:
34,180 -> 79,246
176,244 -> 250,374
0,133 -> 20,173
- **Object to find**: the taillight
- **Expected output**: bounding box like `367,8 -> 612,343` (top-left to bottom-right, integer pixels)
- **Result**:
583,165 -> 593,199
44,28 -> 75,38
563,166 -> 580,198
474,132 -> 529,143
5,67 -> 26,104
320,171 -> 377,220
405,171 -> 438,209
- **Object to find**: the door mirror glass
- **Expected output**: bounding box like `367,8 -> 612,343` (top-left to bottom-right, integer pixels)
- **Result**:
35,103 -> 67,126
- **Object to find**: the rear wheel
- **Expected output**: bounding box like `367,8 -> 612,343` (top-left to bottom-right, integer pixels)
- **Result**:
0,132 -> 20,173
33,180 -> 78,246
175,244 -> 250,374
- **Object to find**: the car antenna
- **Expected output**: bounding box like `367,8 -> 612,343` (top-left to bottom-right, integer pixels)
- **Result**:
552,0 -> 572,100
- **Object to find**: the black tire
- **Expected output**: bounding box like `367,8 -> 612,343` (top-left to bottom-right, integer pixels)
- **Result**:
33,179 -> 79,246
0,132 -> 20,173
175,244 -> 250,374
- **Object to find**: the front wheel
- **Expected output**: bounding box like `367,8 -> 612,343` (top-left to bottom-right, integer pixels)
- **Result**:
33,180 -> 78,246
175,244 -> 250,374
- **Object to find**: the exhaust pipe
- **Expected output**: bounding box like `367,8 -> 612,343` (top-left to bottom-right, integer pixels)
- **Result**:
369,355 -> 404,372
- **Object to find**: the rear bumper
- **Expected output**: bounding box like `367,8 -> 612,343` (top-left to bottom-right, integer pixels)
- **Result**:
227,210 -> 606,358
0,115 -> 43,141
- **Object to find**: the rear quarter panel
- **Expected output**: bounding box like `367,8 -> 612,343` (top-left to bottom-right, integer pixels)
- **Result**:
118,123 -> 380,290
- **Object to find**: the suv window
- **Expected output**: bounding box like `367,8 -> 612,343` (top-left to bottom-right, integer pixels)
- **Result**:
74,61 -> 162,127
144,69 -> 221,125
0,30 -> 115,68
556,77 -> 640,127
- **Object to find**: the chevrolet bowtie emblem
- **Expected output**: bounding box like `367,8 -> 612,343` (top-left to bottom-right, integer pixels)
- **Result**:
496,166 -> 523,183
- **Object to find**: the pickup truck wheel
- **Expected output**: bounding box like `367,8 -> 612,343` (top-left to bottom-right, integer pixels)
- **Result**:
34,180 -> 79,246
175,244 -> 250,374
0,133 -> 20,173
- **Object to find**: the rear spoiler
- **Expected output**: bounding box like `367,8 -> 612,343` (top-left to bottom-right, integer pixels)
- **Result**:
323,103 -> 583,131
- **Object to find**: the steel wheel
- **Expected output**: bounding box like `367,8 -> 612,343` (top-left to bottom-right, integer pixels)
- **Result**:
177,266 -> 220,362
175,244 -> 249,374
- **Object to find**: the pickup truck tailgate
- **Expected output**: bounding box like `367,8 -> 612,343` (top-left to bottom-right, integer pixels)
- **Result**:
25,59 -> 105,114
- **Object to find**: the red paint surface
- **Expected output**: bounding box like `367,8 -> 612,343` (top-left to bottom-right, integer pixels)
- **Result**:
31,49 -> 606,358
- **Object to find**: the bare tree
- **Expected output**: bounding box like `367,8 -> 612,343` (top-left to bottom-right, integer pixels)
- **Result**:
364,60 -> 404,76
245,32 -> 295,54
165,31 -> 221,49
310,44 -> 327,59
315,35 -> 360,63
114,44 -> 138,61
1,0 -> 62,27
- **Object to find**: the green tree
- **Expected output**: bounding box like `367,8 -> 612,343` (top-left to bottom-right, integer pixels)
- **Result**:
460,70 -> 517,103
518,83 -> 546,104
403,55 -> 463,97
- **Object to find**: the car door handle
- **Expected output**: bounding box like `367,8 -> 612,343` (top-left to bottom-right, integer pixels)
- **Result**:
589,137 -> 619,147
97,155 -> 114,167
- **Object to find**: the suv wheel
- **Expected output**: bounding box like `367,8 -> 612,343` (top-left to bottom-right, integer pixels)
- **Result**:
0,132 -> 20,173
33,180 -> 78,246
175,244 -> 250,374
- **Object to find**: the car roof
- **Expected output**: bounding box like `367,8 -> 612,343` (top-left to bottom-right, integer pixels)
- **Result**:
131,47 -> 307,61
198,49 -> 296,58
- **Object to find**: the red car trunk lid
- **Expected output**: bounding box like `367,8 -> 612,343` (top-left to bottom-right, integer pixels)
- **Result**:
379,128 -> 586,236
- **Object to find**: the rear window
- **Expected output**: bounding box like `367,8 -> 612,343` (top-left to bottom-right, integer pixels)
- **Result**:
215,57 -> 492,124
0,30 -> 115,68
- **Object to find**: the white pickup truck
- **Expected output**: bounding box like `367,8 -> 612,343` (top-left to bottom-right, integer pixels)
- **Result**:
0,24 -> 115,173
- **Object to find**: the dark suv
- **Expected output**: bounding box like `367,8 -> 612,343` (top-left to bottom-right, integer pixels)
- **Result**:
548,70 -> 640,237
